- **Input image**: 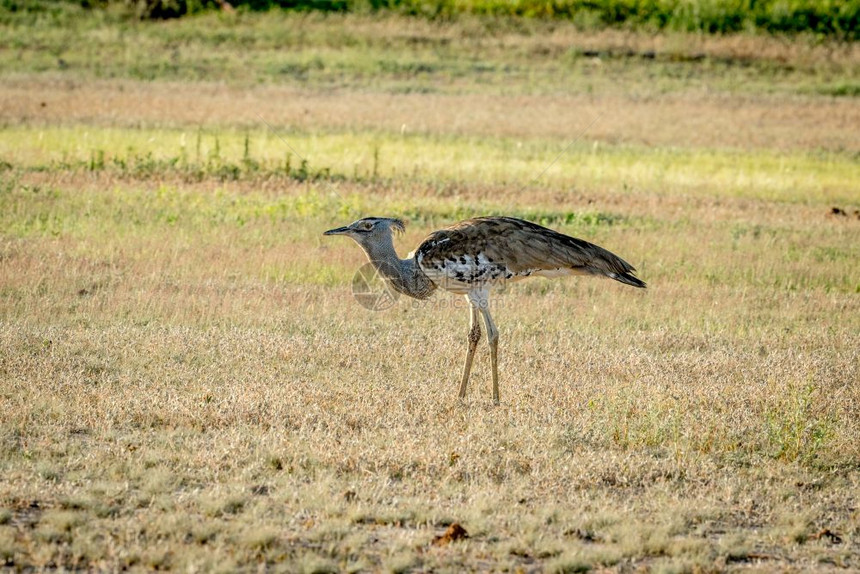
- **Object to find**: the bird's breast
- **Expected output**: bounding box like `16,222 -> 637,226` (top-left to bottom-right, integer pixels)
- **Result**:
417,251 -> 514,293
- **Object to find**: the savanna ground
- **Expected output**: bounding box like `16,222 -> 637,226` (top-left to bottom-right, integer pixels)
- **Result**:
1,5 -> 859,572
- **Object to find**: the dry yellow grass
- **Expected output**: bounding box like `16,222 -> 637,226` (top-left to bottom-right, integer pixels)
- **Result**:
2,169 -> 858,570
1,9 -> 859,572
2,78 -> 859,153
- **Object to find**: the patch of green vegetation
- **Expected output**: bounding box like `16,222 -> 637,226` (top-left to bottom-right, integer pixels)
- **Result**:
2,125 -> 857,205
13,0 -> 856,40
765,378 -> 833,464
0,8 -> 855,96
403,206 -> 628,228
814,81 -> 860,97
0,181 -> 361,241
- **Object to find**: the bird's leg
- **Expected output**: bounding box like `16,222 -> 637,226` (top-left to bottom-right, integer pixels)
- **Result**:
458,302 -> 481,399
478,305 -> 500,405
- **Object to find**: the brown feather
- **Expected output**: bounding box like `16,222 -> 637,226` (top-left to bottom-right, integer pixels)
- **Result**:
416,216 -> 645,290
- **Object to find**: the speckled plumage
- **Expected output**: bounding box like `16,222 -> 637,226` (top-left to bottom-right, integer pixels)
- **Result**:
324,215 -> 646,404
415,216 -> 645,293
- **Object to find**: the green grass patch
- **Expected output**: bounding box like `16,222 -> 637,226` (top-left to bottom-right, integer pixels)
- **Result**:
9,0 -> 857,40
1,125 -> 857,204
1,9 -> 856,95
814,81 -> 860,97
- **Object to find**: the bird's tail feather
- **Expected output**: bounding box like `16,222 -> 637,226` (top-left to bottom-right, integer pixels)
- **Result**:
608,271 -> 646,289
583,246 -> 647,289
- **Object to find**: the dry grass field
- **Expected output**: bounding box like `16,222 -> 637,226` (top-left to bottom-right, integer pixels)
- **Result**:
2,9 -> 860,573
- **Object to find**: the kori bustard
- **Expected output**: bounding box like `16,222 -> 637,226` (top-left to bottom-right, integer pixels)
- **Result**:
324,216 -> 645,404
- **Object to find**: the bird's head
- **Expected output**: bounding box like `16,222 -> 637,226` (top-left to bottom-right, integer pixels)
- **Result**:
323,217 -> 405,248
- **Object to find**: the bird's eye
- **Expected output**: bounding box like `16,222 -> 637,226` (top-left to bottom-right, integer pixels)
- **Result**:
362,222 -> 374,230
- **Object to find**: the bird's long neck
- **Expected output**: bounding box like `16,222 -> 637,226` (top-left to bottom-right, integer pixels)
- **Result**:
361,236 -> 436,300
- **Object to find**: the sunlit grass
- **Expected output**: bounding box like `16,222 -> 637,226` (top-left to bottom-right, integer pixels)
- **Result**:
2,187 -> 859,570
2,125 -> 857,205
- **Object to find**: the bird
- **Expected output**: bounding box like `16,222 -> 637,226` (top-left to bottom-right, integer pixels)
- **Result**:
324,216 -> 645,404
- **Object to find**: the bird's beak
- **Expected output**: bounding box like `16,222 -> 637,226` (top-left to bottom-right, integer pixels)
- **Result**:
323,226 -> 351,236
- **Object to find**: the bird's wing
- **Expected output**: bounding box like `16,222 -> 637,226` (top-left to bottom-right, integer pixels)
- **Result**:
417,217 -> 645,288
